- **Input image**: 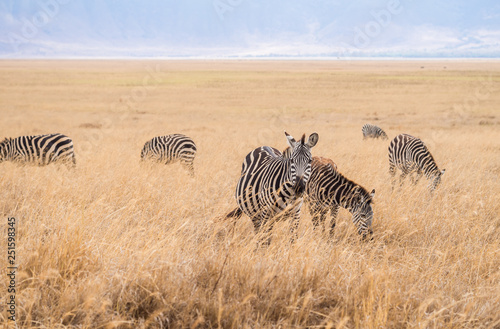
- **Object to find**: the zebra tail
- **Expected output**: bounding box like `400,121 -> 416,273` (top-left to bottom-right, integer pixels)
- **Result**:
225,207 -> 243,219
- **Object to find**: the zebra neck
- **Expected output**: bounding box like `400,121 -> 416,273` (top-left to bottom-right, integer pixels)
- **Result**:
340,186 -> 360,211
281,160 -> 295,185
327,172 -> 359,210
422,159 -> 440,178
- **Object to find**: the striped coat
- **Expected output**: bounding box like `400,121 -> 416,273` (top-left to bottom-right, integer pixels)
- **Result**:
388,134 -> 445,191
306,156 -> 375,238
141,134 -> 197,175
362,124 -> 388,140
0,133 -> 75,166
227,132 -> 319,240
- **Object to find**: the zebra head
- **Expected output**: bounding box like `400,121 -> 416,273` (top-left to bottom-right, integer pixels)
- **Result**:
285,132 -> 319,196
0,138 -> 11,162
350,188 -> 375,237
430,169 -> 446,191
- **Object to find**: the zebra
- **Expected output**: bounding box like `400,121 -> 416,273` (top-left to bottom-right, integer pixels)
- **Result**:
388,133 -> 445,191
0,133 -> 76,166
226,132 -> 319,241
362,123 -> 388,140
140,134 -> 197,175
306,156 -> 375,238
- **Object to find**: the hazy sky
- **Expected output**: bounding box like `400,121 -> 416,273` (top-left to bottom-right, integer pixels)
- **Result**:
1,0 -> 499,58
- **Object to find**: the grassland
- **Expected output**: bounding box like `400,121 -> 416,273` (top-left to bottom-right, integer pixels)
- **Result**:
0,60 -> 499,328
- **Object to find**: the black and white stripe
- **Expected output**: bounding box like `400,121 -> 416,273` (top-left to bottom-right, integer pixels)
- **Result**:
0,133 -> 75,166
388,134 -> 445,191
227,132 -> 319,239
306,157 -> 375,238
362,124 -> 388,140
140,134 -> 197,175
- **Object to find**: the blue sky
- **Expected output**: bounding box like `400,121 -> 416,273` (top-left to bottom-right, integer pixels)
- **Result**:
1,0 -> 499,58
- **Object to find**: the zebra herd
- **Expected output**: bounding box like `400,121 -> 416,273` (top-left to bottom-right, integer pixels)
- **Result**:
1,124 -> 444,242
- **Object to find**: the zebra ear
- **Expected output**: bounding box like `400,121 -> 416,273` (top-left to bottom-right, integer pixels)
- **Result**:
285,131 -> 296,148
306,133 -> 319,148
441,169 -> 446,175
370,189 -> 375,198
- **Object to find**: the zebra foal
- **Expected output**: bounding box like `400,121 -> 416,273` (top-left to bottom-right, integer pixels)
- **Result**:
362,124 -> 388,140
388,134 -> 445,191
0,133 -> 75,166
140,134 -> 197,175
306,157 -> 375,238
227,132 -> 319,242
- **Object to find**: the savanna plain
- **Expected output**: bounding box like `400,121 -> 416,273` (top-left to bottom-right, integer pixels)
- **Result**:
0,60 -> 499,329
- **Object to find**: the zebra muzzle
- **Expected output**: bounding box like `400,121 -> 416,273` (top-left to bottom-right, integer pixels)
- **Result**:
294,177 -> 307,196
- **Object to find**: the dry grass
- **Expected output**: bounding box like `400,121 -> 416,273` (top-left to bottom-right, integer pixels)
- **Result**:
0,60 -> 500,328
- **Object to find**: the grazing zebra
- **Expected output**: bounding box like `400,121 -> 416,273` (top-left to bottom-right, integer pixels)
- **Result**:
388,134 -> 445,191
226,132 -> 319,241
362,124 -> 388,140
140,134 -> 197,175
306,157 -> 375,238
0,133 -> 75,166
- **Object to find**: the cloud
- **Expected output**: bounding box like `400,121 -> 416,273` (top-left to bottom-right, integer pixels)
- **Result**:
0,0 -> 498,58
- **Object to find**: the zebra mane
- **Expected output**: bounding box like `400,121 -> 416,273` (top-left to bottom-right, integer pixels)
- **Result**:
351,185 -> 374,205
312,156 -> 337,171
419,140 -> 441,175
335,171 -> 374,206
311,157 -> 373,206
282,146 -> 292,159
0,138 -> 11,147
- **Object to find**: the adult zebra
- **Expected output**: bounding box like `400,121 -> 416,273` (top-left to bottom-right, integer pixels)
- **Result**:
226,132 -> 319,241
306,157 -> 375,238
140,134 -> 197,175
362,123 -> 388,140
0,133 -> 75,166
388,133 -> 445,191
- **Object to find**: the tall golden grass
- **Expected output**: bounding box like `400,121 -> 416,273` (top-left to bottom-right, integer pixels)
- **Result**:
0,60 -> 499,328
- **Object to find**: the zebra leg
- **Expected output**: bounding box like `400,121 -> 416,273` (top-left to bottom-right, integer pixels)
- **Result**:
289,199 -> 304,243
399,170 -> 408,187
413,171 -> 423,185
180,160 -> 195,176
253,211 -> 274,247
329,205 -> 340,237
389,162 -> 396,191
186,163 -> 195,177
309,203 -> 327,232
252,216 -> 264,234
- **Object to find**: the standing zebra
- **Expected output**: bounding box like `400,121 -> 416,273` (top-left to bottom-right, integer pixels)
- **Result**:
362,124 -> 388,140
0,133 -> 75,166
140,134 -> 197,175
388,133 -> 445,191
306,157 -> 375,238
226,132 -> 319,241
